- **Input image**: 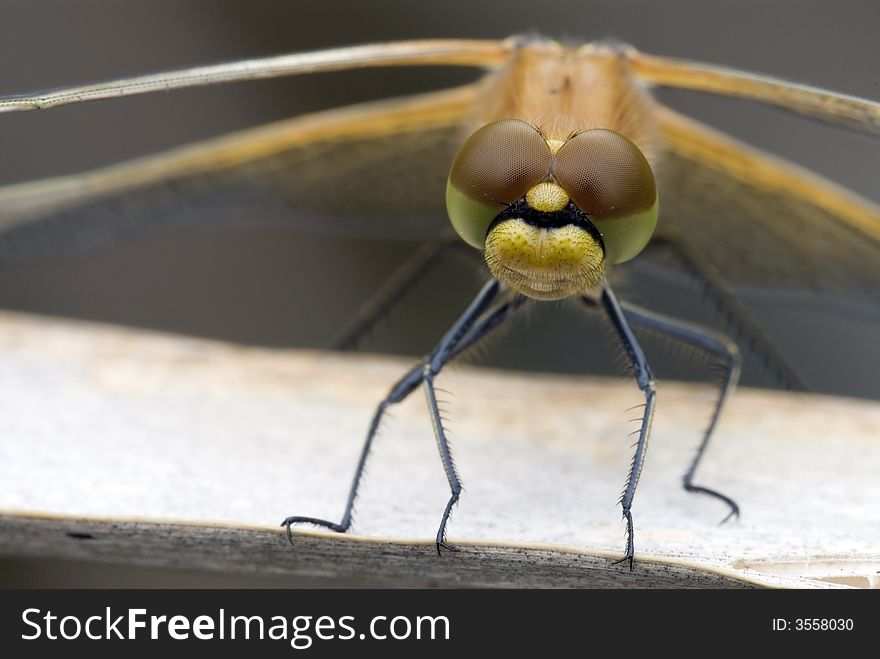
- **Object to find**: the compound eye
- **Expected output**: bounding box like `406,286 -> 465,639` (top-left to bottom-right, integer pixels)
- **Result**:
446,119 -> 552,248
554,129 -> 658,264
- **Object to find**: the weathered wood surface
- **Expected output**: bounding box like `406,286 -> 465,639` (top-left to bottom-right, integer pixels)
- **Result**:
0,311 -> 878,588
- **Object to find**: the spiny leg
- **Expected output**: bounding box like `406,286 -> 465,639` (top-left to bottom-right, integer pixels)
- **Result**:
592,284 -> 657,571
412,286 -> 524,550
617,301 -> 741,523
283,279 -> 525,548
650,230 -> 804,391
419,280 -> 519,554
280,363 -> 425,541
330,232 -> 475,351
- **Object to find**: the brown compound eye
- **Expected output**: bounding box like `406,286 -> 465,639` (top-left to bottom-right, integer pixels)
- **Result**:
554,129 -> 658,264
446,119 -> 552,248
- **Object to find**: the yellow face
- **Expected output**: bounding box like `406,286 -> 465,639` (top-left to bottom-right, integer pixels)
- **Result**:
446,118 -> 658,299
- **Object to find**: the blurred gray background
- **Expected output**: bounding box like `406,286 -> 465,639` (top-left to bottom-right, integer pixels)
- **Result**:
0,0 -> 877,586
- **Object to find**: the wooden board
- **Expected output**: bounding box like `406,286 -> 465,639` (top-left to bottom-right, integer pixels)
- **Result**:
0,311 -> 878,588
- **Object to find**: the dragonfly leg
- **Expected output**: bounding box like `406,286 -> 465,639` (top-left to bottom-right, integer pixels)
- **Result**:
284,280 -> 526,551
594,284 -> 657,571
330,232 -> 474,351
617,301 -> 741,523
418,280 -> 514,554
649,230 -> 804,391
281,362 -> 426,540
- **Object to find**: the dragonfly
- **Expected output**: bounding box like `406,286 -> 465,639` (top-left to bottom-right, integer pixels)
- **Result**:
0,37 -> 878,569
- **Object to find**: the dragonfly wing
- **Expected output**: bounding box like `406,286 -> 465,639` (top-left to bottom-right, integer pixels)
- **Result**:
0,85 -> 480,264
626,48 -> 880,137
0,39 -> 508,113
649,104 -> 880,306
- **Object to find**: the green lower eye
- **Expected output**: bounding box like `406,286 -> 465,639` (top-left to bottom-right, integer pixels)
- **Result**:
590,199 -> 659,264
445,179 -> 504,248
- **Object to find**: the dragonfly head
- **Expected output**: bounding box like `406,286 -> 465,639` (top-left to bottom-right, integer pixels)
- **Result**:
446,119 -> 658,300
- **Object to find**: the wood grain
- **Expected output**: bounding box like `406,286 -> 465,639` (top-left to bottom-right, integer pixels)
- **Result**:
0,311 -> 878,588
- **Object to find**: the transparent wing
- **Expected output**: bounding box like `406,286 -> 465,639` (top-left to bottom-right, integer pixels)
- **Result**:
626,47 -> 880,137
649,104 -> 880,304
0,39 -> 508,113
0,85 -> 480,264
